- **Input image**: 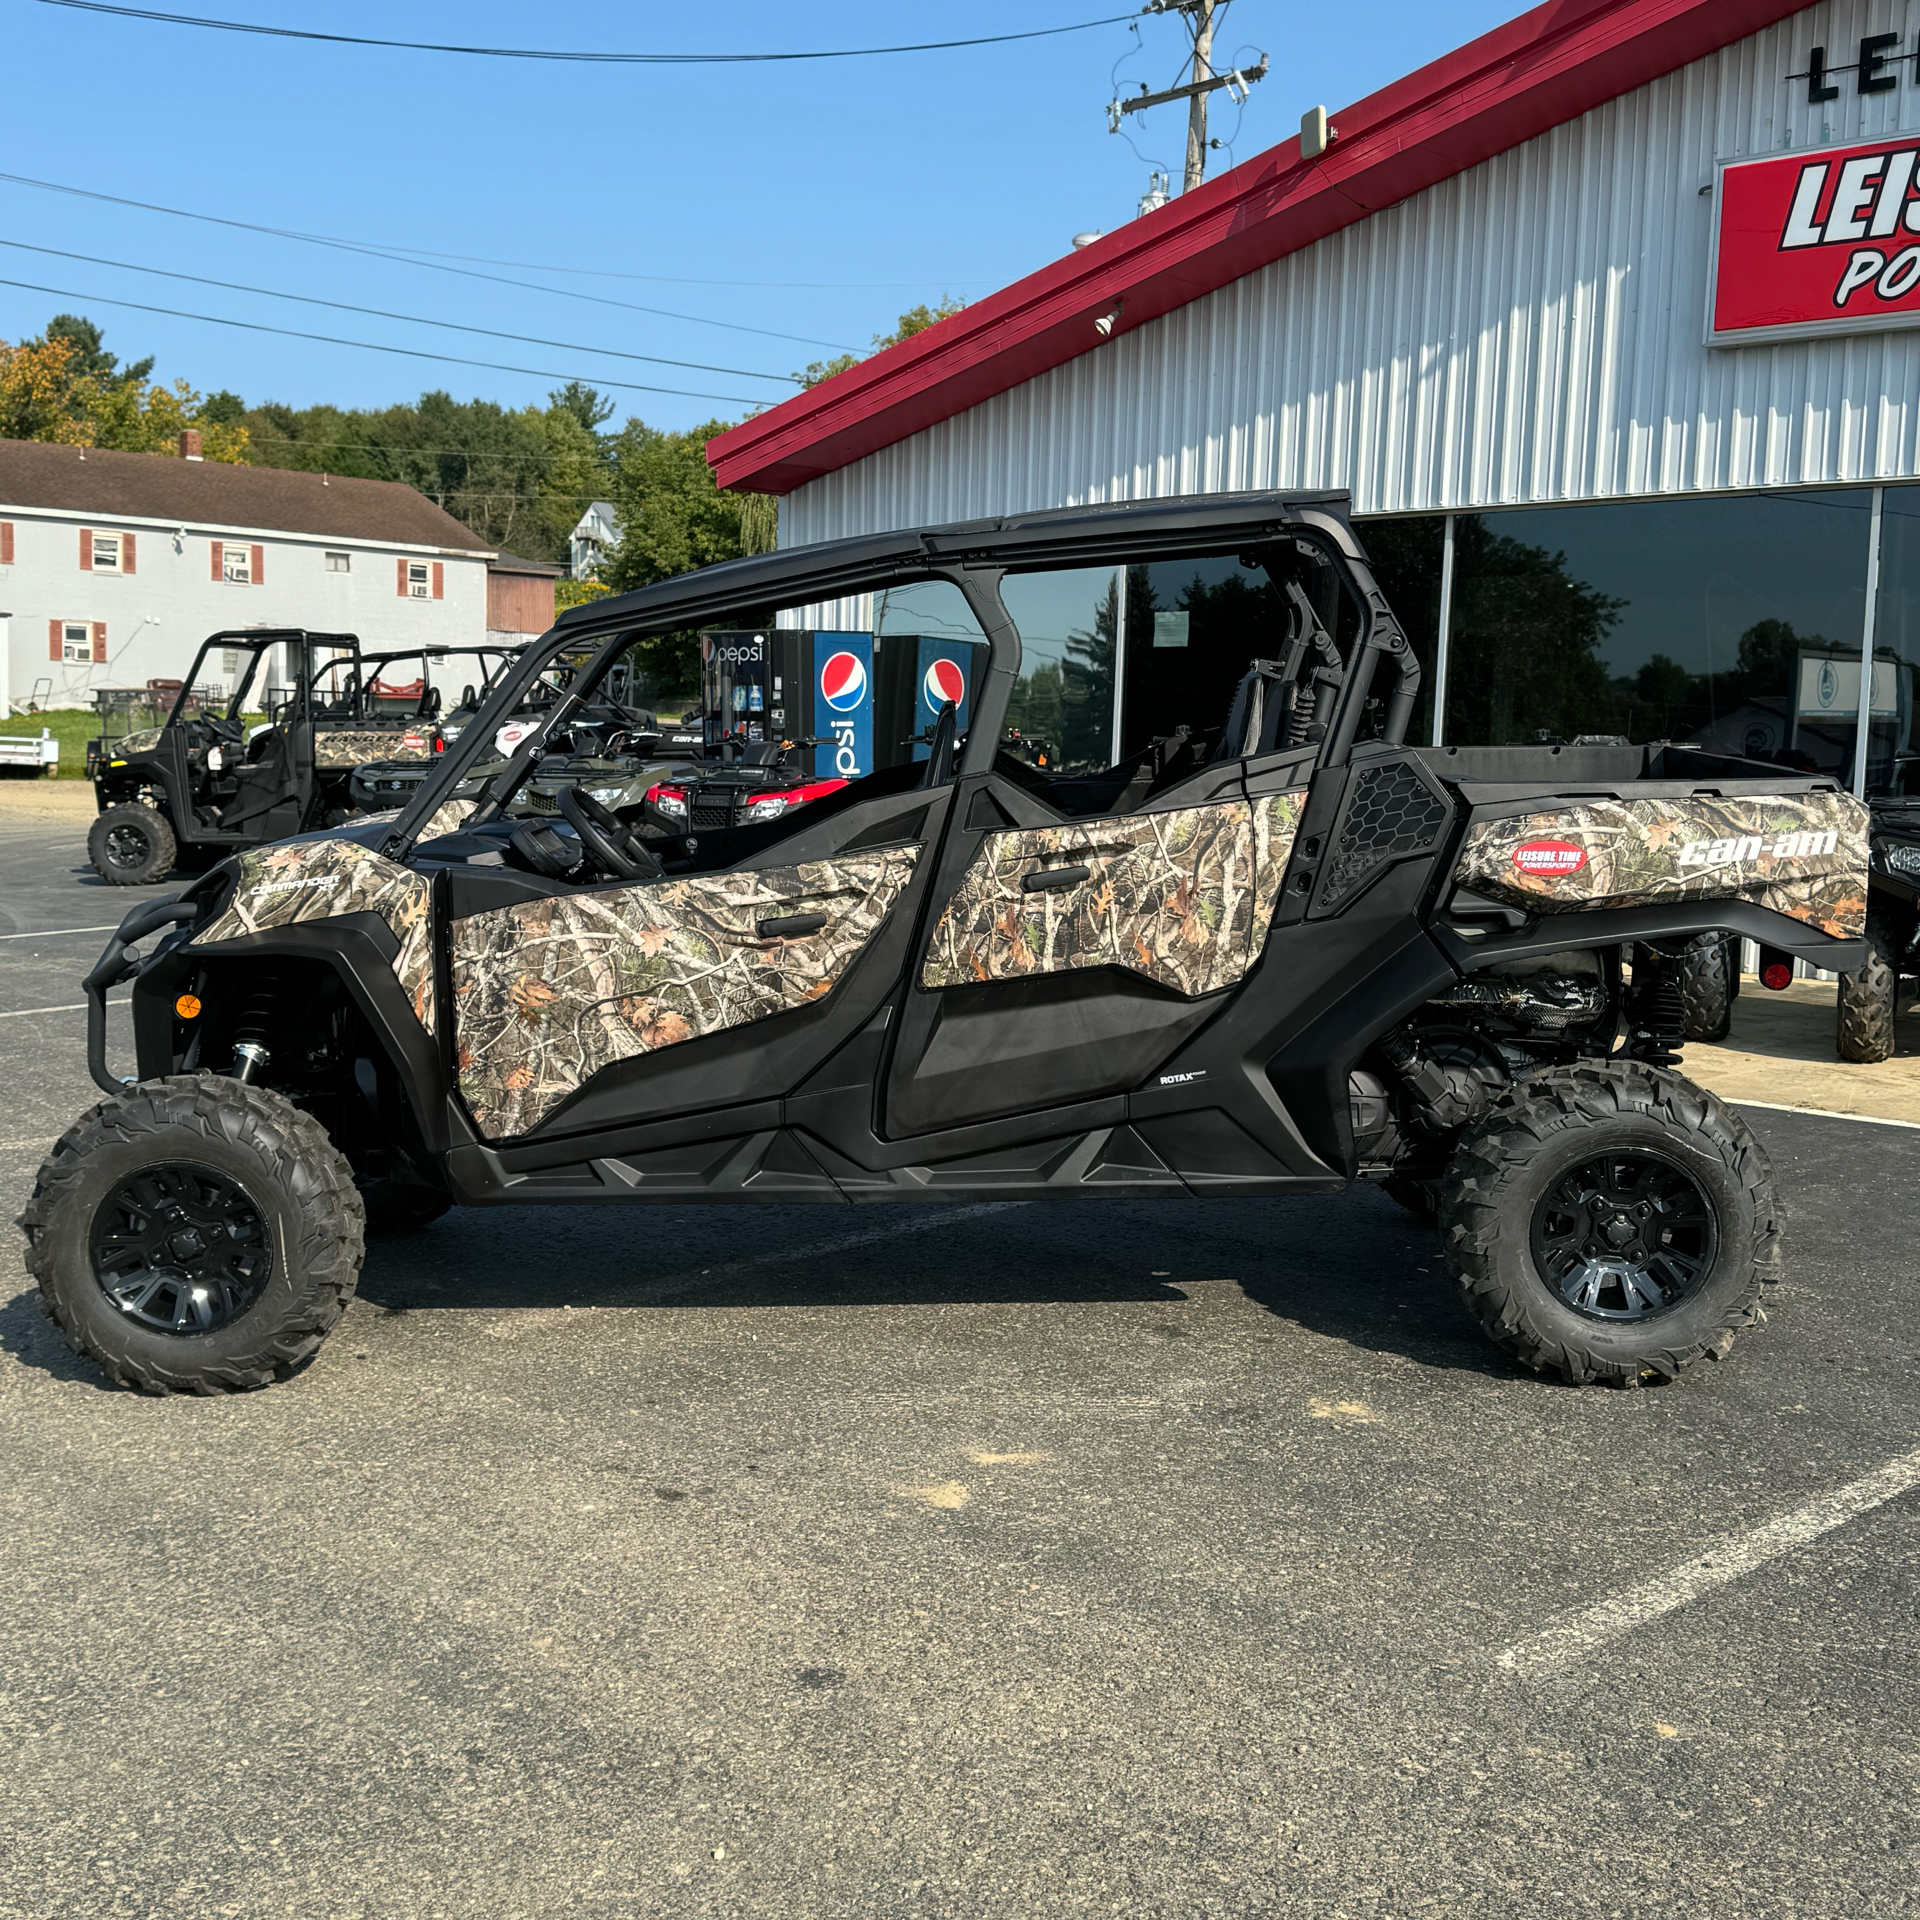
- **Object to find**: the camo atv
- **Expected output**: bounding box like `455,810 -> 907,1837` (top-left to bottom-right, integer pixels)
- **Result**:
25,492 -> 1869,1395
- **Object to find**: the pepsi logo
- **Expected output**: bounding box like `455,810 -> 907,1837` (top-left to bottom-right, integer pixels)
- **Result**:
819,650 -> 868,712
1512,839 -> 1588,877
922,656 -> 966,710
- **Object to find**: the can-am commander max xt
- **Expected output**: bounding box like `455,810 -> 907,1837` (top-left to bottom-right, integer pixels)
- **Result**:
26,493 -> 1869,1394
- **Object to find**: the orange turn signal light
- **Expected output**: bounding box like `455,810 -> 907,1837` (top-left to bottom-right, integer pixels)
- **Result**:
175,993 -> 202,1019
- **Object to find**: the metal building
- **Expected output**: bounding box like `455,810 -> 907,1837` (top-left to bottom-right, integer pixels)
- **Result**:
709,0 -> 1920,795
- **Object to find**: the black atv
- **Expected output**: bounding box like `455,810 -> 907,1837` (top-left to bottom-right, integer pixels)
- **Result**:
86,629 -> 361,886
1835,794 -> 1920,1060
32,491 -> 1870,1396
640,732 -> 850,844
346,645 -> 527,814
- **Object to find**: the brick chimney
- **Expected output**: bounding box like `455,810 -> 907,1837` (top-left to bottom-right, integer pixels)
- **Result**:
179,429 -> 204,461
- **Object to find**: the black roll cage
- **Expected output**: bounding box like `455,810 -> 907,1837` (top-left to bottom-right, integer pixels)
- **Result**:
163,628 -> 362,728
380,489 -> 1417,861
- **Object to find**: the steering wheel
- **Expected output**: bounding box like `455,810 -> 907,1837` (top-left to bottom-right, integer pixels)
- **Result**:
557,784 -> 660,881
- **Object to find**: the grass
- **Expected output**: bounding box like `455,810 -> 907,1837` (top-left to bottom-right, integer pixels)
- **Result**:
0,708 -> 103,778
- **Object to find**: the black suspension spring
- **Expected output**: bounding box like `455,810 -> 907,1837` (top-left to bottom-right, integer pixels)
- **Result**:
229,977 -> 278,1083
1623,944 -> 1687,1069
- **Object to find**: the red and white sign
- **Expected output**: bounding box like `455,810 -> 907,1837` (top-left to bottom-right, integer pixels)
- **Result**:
922,657 -> 966,709
1713,138 -> 1920,344
1512,839 -> 1587,877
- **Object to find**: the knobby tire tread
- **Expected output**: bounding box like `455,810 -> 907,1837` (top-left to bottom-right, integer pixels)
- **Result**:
19,1076 -> 365,1395
1437,1061 -> 1777,1387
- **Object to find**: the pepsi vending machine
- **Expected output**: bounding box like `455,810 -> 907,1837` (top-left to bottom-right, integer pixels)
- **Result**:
700,628 -> 978,779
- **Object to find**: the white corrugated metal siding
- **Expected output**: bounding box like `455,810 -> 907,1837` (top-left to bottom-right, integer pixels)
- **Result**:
783,0 -> 1920,547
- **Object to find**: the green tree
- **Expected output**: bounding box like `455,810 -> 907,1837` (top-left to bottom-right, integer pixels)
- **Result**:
601,417 -> 766,693
46,313 -> 152,386
793,296 -> 966,388
1446,517 -> 1625,743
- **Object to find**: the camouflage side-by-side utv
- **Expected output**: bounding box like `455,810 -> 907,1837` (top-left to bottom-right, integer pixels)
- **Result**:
87,630 -> 361,886
31,492 -> 1869,1396
1835,795 -> 1920,1060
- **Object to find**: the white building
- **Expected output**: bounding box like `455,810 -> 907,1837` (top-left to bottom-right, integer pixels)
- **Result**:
0,434 -> 495,712
710,0 -> 1920,800
569,500 -> 619,580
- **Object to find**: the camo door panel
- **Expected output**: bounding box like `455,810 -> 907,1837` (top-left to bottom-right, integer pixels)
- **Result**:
920,791 -> 1305,996
193,839 -> 438,1031
451,850 -> 921,1138
1452,791 -> 1871,939
313,730 -> 433,768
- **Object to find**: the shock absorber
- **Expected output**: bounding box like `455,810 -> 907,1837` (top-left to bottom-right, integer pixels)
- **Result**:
229,978 -> 276,1083
1623,943 -> 1687,1069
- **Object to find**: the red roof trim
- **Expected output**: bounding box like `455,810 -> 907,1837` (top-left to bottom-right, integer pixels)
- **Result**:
709,0 -> 1811,496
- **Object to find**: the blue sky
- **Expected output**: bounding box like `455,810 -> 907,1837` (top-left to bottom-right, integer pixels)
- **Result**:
0,1 -> 1532,434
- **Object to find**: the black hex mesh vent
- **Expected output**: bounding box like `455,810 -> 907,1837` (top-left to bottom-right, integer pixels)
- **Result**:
1315,761 -> 1450,911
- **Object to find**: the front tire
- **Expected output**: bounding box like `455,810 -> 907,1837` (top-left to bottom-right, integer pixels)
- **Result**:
20,1077 -> 365,1394
88,802 -> 176,886
1437,1062 -> 1777,1386
1836,919 -> 1901,1063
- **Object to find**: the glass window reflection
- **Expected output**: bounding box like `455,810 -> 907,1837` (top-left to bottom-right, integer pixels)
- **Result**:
1444,491 -> 1873,777
998,566 -> 1120,775
1869,485 -> 1920,796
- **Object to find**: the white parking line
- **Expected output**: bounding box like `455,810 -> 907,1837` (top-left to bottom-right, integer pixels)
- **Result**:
0,1001 -> 87,1019
0,924 -> 119,941
1497,1446 -> 1920,1679
1730,1098 -> 1920,1132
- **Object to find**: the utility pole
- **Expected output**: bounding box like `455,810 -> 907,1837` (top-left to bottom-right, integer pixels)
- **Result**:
1182,0 -> 1216,197
1109,0 -> 1266,194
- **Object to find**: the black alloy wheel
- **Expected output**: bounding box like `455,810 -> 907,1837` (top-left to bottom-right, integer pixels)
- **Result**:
101,819 -> 154,872
88,1162 -> 273,1336
1528,1149 -> 1718,1322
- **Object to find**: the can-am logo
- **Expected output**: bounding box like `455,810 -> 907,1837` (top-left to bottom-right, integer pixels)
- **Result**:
1512,839 -> 1588,876
819,650 -> 868,712
1679,829 -> 1839,865
922,656 -> 966,710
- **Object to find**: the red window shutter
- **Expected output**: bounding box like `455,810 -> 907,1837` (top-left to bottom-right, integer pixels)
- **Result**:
122,531 -> 137,575
0,521 -> 13,564
431,561 -> 444,600
79,527 -> 93,571
91,621 -> 108,665
48,618 -> 62,662
212,541 -> 224,581
249,543 -> 264,585
397,557 -> 410,596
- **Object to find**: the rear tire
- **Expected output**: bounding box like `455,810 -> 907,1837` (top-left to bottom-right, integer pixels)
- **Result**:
1836,920 -> 1900,1063
1680,932 -> 1734,1043
20,1076 -> 364,1394
88,802 -> 176,886
1437,1061 -> 1777,1386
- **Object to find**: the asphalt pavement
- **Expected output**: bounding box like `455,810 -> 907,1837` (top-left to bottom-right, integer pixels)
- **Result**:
1,788 -> 1915,1918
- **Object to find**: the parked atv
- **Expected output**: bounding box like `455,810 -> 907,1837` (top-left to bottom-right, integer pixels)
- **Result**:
347,645 -> 526,813
1835,795 -> 1920,1060
86,629 -> 361,886
35,492 -> 1869,1397
640,733 -> 849,843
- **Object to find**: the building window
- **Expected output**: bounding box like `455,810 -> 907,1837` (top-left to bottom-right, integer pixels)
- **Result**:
1406,490 -> 1876,779
61,621 -> 92,663
91,532 -> 122,573
326,551 -> 350,573
222,542 -> 252,584
407,559 -> 431,598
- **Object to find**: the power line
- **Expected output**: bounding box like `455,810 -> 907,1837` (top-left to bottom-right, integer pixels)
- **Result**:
0,275 -> 770,404
0,172 -> 865,352
33,1 -> 1138,63
0,237 -> 799,386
